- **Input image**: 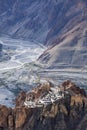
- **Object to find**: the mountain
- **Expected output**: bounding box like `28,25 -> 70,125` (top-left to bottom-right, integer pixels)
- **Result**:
0,0 -> 56,43
0,0 -> 87,70
38,0 -> 87,70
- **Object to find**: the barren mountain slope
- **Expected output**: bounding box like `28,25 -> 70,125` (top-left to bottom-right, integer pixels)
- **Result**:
38,0 -> 87,70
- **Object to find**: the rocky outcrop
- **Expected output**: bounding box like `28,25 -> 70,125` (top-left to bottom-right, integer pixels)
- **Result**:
0,81 -> 87,130
0,105 -> 12,128
62,80 -> 86,96
15,91 -> 26,107
14,107 -> 31,129
25,82 -> 52,100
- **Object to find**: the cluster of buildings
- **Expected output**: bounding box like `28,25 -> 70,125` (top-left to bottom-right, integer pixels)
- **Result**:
24,82 -> 64,108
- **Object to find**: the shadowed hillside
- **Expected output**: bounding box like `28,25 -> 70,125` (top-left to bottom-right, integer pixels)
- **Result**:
38,0 -> 87,70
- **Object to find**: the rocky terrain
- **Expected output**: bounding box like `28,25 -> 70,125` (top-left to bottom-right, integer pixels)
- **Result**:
0,0 -> 56,43
0,0 -> 87,69
0,80 -> 87,130
0,1 -> 87,130
38,0 -> 87,69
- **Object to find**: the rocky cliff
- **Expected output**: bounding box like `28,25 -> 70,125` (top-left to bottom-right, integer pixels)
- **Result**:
0,80 -> 87,130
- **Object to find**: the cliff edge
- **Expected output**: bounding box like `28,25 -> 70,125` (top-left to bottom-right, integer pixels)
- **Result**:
0,80 -> 87,130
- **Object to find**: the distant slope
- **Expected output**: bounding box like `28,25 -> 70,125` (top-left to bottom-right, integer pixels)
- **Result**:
38,0 -> 87,70
0,0 -> 86,44
0,0 -> 54,43
0,0 -> 87,70
0,0 -> 87,43
45,0 -> 87,45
